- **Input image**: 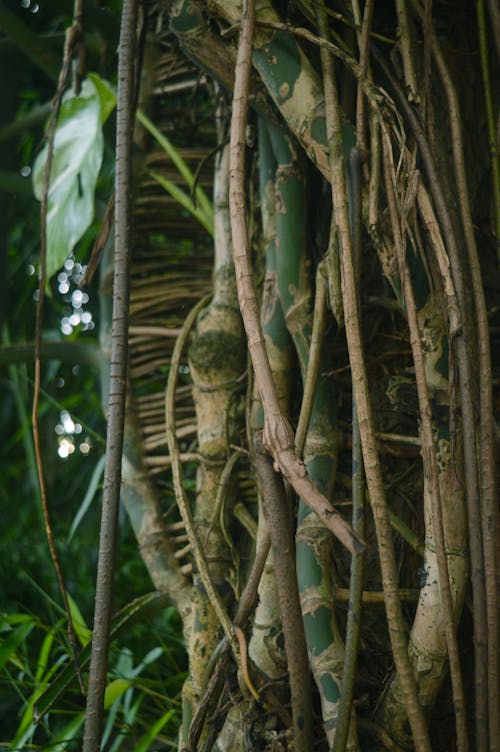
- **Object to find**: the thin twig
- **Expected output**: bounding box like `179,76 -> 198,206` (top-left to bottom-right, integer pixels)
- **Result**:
295,269 -> 327,457
254,436 -> 313,752
82,1 -> 138,749
205,449 -> 244,546
421,0 -> 432,124
355,0 -> 375,159
395,0 -> 419,103
332,144 -> 366,752
187,525 -> 272,751
33,10 -> 83,690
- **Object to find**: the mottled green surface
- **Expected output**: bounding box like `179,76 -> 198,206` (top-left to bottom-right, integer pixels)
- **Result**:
253,30 -> 301,105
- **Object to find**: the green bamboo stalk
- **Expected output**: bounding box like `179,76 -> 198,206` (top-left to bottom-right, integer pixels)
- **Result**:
247,117 -> 294,688
262,116 -> 356,749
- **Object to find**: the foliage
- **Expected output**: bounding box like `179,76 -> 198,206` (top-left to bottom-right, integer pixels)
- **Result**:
0,597 -> 185,750
1,1 -> 499,752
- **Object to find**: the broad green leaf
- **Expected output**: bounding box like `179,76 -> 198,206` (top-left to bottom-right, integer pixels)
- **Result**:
67,593 -> 92,647
115,646 -> 134,677
132,709 -> 175,752
32,78 -> 104,281
104,678 -> 133,709
87,72 -> 117,124
68,453 -> 105,542
0,620 -> 35,671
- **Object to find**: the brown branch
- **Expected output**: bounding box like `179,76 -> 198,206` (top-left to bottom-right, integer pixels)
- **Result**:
318,17 -> 431,752
395,0 -> 419,103
424,19 -> 499,748
228,0 -> 364,558
82,1 -> 138,749
355,0 -> 375,159
382,134 -> 468,752
186,527 -> 271,751
374,51 -> 489,751
254,436 -> 313,752
295,269 -> 327,457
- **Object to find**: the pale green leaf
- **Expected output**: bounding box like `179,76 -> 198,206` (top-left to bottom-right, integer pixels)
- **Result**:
67,593 -> 92,647
34,626 -> 57,682
130,646 -> 163,678
104,678 -> 132,709
32,78 -> 104,281
88,72 -> 117,124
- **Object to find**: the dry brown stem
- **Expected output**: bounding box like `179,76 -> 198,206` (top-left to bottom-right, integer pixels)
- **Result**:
383,134 -> 468,752
319,21 -> 431,752
228,0 -> 364,557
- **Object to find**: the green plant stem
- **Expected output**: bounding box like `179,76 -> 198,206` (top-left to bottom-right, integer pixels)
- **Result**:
228,11 -> 363,554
